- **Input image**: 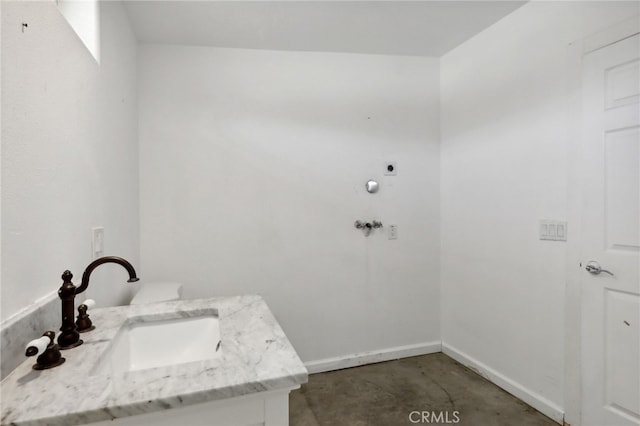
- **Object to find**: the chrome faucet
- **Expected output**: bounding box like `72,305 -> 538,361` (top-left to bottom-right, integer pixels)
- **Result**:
57,256 -> 139,349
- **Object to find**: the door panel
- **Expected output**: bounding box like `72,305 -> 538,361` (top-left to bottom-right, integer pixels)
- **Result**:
605,126 -> 639,250
605,59 -> 640,108
605,289 -> 640,419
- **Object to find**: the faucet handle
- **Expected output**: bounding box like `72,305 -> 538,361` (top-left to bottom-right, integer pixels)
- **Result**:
76,299 -> 96,333
25,333 -> 52,357
25,331 -> 65,370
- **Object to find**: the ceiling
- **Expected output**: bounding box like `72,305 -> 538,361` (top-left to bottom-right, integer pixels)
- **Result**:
123,1 -> 527,57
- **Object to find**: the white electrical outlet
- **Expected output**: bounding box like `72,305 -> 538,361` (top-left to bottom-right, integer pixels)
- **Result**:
92,227 -> 104,258
388,224 -> 398,240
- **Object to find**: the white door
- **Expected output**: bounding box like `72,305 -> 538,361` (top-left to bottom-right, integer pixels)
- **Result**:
581,32 -> 640,426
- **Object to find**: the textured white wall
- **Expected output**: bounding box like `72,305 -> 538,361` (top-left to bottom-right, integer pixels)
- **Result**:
138,45 -> 440,363
440,1 -> 639,422
1,1 -> 139,321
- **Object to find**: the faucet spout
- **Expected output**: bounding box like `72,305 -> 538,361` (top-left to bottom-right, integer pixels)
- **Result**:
76,256 -> 139,295
57,256 -> 139,349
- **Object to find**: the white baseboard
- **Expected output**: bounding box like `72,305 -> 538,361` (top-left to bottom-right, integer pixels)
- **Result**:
304,341 -> 442,374
442,343 -> 564,424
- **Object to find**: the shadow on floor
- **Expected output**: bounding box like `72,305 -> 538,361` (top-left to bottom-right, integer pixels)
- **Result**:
289,353 -> 557,426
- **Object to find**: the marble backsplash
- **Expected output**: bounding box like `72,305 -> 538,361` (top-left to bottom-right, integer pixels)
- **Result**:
0,293 -> 59,380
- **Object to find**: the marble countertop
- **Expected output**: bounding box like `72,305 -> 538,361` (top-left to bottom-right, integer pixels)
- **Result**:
1,295 -> 308,426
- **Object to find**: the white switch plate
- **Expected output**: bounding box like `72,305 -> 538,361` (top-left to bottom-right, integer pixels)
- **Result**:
92,227 -> 104,258
388,224 -> 398,240
539,220 -> 567,241
557,222 -> 566,239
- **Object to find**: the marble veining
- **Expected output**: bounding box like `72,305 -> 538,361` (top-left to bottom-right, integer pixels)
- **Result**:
1,295 -> 308,426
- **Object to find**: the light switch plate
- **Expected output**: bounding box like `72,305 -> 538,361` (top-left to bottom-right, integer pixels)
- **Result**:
92,227 -> 104,258
539,220 -> 567,241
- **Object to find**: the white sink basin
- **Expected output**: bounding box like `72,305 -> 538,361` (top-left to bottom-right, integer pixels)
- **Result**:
92,311 -> 221,375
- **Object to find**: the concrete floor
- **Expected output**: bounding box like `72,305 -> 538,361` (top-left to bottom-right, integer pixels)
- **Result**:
289,353 -> 557,426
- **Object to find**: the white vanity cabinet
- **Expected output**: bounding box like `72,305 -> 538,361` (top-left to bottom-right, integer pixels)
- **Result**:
88,388 -> 296,426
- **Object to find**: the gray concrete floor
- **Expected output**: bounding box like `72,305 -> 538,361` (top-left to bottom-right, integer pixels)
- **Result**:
290,353 -> 558,426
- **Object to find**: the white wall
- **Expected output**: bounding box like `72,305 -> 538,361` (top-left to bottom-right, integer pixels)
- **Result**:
440,1 -> 639,422
1,1 -> 139,321
139,45 -> 440,363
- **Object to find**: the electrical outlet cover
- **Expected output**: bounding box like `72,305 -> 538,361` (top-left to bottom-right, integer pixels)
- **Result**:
388,224 -> 398,240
